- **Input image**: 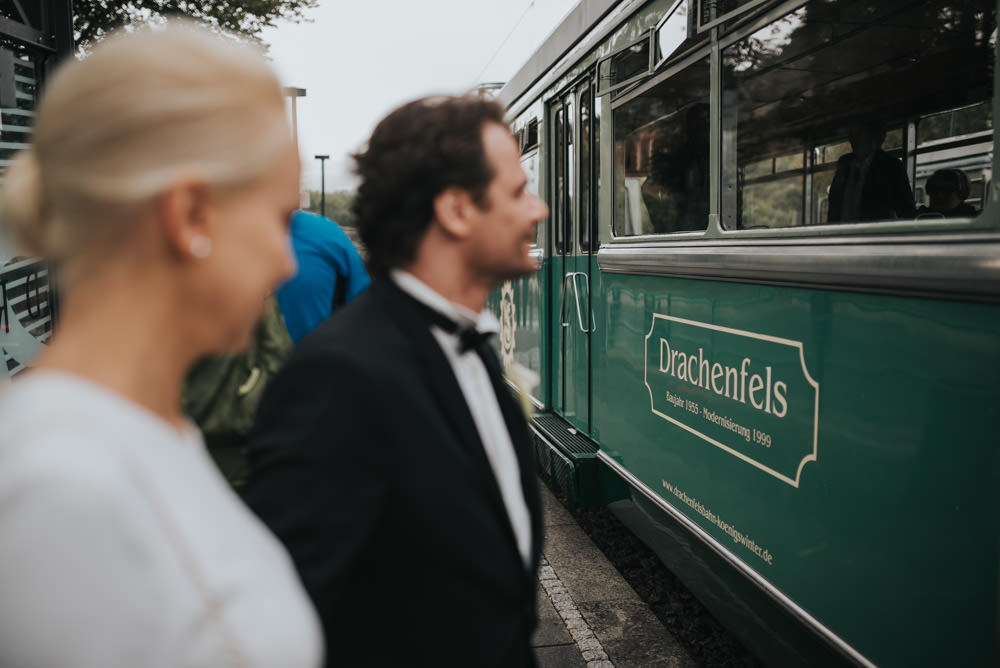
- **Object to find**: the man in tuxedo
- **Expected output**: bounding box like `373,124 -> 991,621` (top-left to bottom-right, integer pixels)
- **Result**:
243,95 -> 549,667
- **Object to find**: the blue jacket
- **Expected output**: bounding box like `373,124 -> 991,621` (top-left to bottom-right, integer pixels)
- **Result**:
276,210 -> 370,343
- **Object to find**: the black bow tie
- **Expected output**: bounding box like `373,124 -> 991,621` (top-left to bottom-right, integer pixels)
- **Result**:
456,327 -> 494,353
413,299 -> 494,353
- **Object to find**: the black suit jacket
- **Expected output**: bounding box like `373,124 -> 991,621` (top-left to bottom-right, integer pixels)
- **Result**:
827,149 -> 916,223
243,278 -> 543,668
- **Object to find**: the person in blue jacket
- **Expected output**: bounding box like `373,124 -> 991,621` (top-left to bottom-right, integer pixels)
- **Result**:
277,210 -> 370,342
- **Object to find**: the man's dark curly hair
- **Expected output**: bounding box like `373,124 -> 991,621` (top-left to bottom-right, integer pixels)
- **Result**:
352,95 -> 507,277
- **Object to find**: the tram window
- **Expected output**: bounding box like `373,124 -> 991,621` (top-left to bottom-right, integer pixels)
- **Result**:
919,103 -> 992,143
741,150 -> 804,228
613,57 -> 710,236
656,0 -> 700,67
699,0 -> 765,29
517,118 -> 538,155
524,119 -> 538,153
914,102 -> 993,213
721,0 -> 995,230
521,149 -> 543,245
598,32 -> 652,95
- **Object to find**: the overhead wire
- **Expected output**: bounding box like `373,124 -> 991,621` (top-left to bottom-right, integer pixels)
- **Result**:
473,0 -> 537,85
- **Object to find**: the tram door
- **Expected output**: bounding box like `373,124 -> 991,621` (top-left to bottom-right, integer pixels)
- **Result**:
550,79 -> 595,434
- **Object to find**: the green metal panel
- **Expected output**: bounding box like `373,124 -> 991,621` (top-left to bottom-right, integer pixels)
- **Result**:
493,102 -> 549,406
549,254 -> 566,412
548,87 -> 595,433
490,272 -> 544,385
592,268 -> 1000,666
549,80 -> 599,436
561,258 -> 592,431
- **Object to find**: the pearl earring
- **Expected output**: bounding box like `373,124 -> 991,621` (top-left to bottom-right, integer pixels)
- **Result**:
189,235 -> 212,259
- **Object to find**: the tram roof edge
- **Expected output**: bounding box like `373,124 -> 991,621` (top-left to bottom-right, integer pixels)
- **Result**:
499,0 -> 619,110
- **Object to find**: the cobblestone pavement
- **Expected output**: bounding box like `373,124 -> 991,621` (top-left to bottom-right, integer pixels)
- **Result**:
532,484 -> 696,668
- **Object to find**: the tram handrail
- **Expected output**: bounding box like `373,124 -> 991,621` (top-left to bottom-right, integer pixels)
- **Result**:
572,272 -> 596,333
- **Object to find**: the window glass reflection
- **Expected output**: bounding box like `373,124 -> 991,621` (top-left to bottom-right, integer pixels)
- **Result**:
614,57 -> 710,235
657,1 -> 691,64
721,0 -> 995,229
700,0 -> 760,26
599,35 -> 650,92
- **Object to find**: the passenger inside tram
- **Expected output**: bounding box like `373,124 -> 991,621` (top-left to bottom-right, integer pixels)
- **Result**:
826,116 -> 916,223
917,168 -> 978,218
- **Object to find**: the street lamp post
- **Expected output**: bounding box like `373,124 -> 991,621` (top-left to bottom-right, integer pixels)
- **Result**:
282,87 -> 308,208
315,154 -> 330,218
282,87 -> 306,145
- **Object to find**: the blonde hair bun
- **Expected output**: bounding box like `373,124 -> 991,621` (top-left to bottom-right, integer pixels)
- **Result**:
1,21 -> 293,261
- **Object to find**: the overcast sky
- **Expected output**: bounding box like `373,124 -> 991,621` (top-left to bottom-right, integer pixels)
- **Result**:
260,0 -> 578,194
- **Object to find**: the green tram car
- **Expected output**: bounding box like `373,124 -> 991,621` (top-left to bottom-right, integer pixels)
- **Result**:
488,0 -> 1000,665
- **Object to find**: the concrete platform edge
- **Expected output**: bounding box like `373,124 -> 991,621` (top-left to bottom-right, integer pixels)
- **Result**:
534,481 -> 698,668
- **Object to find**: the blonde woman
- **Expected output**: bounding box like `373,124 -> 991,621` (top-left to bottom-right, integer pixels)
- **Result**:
0,24 -> 322,668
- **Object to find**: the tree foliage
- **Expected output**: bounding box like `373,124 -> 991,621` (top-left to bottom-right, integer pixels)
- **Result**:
306,190 -> 357,228
72,0 -> 318,50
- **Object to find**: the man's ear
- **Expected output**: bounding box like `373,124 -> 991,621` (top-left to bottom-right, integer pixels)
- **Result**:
432,187 -> 476,239
157,179 -> 212,260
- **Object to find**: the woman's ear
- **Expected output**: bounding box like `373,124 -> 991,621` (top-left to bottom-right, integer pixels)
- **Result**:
432,186 -> 476,239
158,179 -> 213,260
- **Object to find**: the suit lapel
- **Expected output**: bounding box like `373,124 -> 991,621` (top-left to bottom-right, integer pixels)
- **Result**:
374,281 -> 521,553
383,282 -> 483,452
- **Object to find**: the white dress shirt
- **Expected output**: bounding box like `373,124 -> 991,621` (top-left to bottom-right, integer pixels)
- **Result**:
0,372 -> 323,668
392,270 -> 533,568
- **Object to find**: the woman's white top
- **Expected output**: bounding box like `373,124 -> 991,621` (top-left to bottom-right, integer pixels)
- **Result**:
0,372 -> 323,668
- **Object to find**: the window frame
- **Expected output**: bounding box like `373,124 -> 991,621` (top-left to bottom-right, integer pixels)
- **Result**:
606,0 -> 999,243
596,29 -> 655,97
653,0 -> 702,70
697,0 -> 782,33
